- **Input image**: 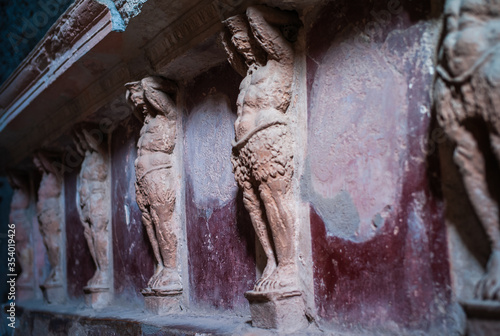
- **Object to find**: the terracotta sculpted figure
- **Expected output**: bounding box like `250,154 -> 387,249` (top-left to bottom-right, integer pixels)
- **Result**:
74,126 -> 110,291
222,5 -> 301,293
435,0 -> 500,300
125,76 -> 182,294
34,152 -> 63,289
8,173 -> 33,289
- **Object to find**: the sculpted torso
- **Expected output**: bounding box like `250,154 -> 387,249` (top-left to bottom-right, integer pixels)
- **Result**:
37,173 -> 61,214
34,154 -> 63,290
136,114 -> 176,178
442,0 -> 500,76
79,151 -> 107,208
10,189 -> 29,224
126,76 -> 182,294
236,60 -> 292,141
223,6 -> 302,294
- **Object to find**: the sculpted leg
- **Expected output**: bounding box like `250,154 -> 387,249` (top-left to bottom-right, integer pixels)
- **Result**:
82,219 -> 99,286
39,210 -> 62,285
149,189 -> 182,292
90,213 -> 110,288
258,177 -> 297,292
154,188 -> 176,269
44,224 -> 61,285
449,127 -> 500,300
242,182 -> 277,291
136,188 -> 163,289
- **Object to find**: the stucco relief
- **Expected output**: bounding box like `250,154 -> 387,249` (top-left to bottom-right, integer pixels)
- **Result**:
435,0 -> 500,301
74,126 -> 111,295
34,151 -> 64,302
222,4 -> 301,296
222,6 -> 308,331
125,76 -> 182,296
8,173 -> 34,294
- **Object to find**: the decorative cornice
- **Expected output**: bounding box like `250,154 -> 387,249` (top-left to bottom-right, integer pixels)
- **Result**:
146,0 -> 222,69
0,0 -> 109,131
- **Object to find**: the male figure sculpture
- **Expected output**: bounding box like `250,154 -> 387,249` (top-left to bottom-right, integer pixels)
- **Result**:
125,76 -> 182,294
222,5 -> 301,293
435,0 -> 500,300
8,173 -> 34,291
34,152 -> 63,292
74,126 -> 110,291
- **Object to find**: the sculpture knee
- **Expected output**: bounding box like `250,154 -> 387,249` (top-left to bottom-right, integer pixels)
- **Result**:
82,220 -> 92,236
91,215 -> 108,233
243,188 -> 260,211
142,212 -> 153,227
453,134 -> 483,173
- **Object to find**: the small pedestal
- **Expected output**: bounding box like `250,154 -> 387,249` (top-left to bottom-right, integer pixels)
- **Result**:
245,290 -> 308,332
84,287 -> 111,309
461,299 -> 500,335
17,283 -> 35,301
142,289 -> 183,315
40,283 -> 65,304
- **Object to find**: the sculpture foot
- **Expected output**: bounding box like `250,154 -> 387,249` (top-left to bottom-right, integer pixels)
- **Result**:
261,257 -> 277,281
44,267 -> 62,287
147,264 -> 164,289
476,251 -> 500,301
87,270 -> 99,287
253,257 -> 277,290
254,263 -> 298,293
86,269 -> 109,289
151,268 -> 182,293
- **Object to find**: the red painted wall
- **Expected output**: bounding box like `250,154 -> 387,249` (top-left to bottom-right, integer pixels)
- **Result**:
184,64 -> 256,311
306,0 -> 451,331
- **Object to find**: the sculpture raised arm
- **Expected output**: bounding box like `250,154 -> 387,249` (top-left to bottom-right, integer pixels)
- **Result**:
246,5 -> 300,63
142,77 -> 177,119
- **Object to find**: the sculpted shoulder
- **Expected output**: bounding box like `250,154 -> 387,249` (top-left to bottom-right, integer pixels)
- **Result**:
39,173 -> 62,198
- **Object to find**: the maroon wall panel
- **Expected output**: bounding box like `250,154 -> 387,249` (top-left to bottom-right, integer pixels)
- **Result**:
64,169 -> 94,299
111,117 -> 155,299
306,0 -> 451,330
184,64 -> 256,311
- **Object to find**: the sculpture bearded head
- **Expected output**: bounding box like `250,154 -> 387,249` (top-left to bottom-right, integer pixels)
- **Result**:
125,76 -> 177,120
33,151 -> 61,180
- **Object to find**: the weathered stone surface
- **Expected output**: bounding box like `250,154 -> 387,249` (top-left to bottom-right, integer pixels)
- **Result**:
125,76 -> 183,310
34,151 -> 65,304
462,300 -> 500,336
83,287 -> 112,309
15,302 -> 253,336
142,291 -> 183,315
73,124 -> 112,306
245,290 -> 308,332
222,4 -> 307,330
435,0 -> 500,303
223,3 -> 301,294
111,116 -> 155,299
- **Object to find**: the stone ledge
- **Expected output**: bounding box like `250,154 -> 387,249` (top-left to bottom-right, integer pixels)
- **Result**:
12,300 -> 324,335
461,300 -> 500,335
15,301 -> 247,336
